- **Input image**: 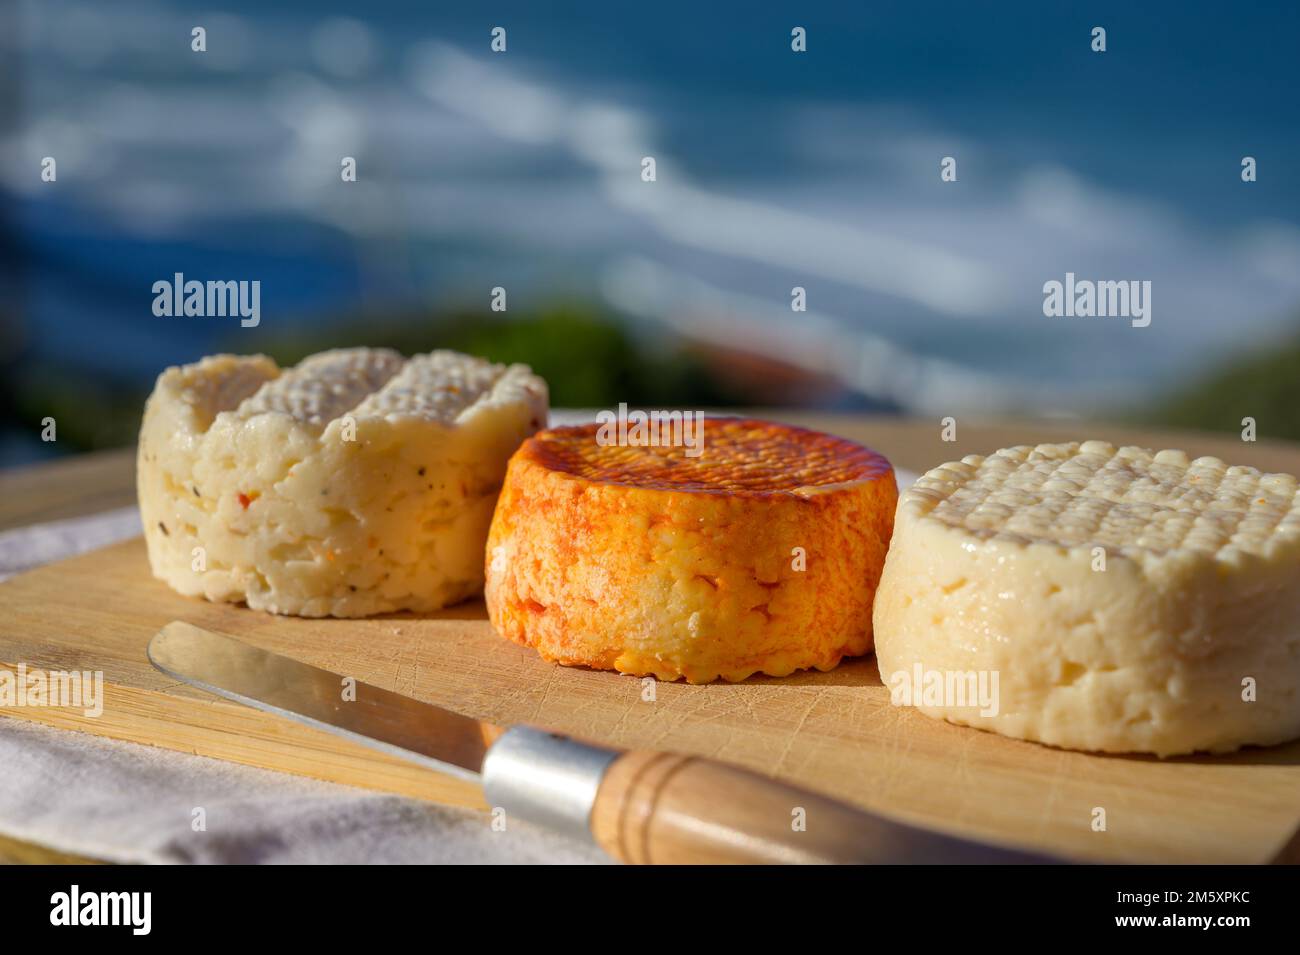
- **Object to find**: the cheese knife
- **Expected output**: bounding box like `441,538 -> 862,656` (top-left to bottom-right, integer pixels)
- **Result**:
148,621 -> 1055,865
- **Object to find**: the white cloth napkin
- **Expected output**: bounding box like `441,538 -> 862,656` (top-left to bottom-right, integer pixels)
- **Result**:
0,506 -> 143,582
0,717 -> 607,864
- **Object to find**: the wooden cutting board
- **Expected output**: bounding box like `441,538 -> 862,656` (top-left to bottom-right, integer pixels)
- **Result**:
2,535 -> 1299,864
5,417 -> 1300,863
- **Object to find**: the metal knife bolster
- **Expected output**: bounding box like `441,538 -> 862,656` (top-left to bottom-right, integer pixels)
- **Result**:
481,728 -> 619,840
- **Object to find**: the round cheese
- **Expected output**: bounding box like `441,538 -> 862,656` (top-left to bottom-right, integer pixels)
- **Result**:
485,419 -> 897,683
873,440 -> 1300,756
138,348 -> 547,617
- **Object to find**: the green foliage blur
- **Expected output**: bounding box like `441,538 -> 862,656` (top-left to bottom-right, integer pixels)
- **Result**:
1137,329 -> 1300,442
9,360 -> 147,453
246,305 -> 740,409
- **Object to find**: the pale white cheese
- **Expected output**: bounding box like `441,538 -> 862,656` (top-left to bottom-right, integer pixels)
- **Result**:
138,348 -> 547,617
873,440 -> 1300,756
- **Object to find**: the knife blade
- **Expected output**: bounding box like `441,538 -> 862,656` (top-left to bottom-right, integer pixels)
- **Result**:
149,621 -> 492,783
149,621 -> 625,838
148,621 -> 1060,865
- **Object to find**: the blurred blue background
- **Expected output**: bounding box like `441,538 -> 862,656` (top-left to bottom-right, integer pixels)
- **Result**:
3,0 -> 1300,464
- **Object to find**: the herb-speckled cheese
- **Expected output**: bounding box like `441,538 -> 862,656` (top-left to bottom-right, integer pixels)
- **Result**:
873,440 -> 1300,756
138,348 -> 547,617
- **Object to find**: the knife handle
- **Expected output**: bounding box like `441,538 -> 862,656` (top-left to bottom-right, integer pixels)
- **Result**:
483,728 -> 1053,864
590,749 -> 1051,865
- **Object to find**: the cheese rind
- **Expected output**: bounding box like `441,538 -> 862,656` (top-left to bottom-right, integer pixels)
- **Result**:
138,348 -> 547,617
485,419 -> 897,683
873,441 -> 1300,756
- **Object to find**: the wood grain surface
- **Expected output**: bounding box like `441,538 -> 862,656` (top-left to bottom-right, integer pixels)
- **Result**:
3,415 -> 1300,865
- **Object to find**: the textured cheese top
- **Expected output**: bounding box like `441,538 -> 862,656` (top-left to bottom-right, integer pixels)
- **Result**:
211,348 -> 542,432
235,348 -> 404,427
524,418 -> 893,496
352,351 -> 541,423
904,440 -> 1300,560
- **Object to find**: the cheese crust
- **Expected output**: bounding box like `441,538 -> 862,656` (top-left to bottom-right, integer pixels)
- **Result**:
873,440 -> 1300,756
138,349 -> 547,617
485,419 -> 897,683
